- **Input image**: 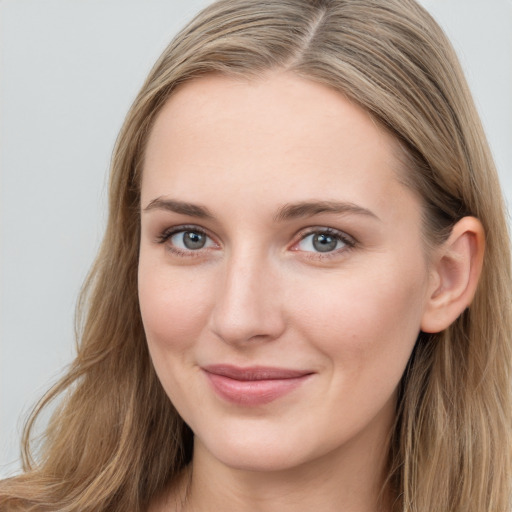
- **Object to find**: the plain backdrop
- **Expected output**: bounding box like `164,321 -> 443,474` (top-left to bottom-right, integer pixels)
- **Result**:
1,0 -> 511,477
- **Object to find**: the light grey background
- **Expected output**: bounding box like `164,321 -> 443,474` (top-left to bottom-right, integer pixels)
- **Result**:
1,0 -> 511,477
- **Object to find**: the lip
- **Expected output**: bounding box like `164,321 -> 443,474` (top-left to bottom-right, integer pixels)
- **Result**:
202,364 -> 314,406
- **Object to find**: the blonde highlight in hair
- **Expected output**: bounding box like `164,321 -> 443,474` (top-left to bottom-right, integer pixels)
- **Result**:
2,1 -> 511,510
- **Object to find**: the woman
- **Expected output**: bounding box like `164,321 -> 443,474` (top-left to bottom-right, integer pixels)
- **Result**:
1,0 -> 511,510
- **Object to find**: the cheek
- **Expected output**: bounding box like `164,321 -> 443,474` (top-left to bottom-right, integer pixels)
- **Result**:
293,257 -> 427,377
138,261 -> 214,353
138,260 -> 218,414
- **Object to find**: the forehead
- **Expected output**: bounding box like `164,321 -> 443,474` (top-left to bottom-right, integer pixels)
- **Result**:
141,72 -> 415,222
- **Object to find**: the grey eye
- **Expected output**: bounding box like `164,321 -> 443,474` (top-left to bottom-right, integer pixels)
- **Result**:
184,231 -> 206,249
312,233 -> 338,252
171,230 -> 211,250
297,232 -> 347,253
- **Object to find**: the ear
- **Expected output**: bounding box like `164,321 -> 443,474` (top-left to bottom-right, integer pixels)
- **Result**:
421,216 -> 485,333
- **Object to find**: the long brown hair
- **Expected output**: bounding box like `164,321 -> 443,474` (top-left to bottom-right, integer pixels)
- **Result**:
1,0 -> 511,510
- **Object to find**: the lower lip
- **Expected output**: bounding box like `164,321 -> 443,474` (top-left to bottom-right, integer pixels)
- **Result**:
204,372 -> 311,406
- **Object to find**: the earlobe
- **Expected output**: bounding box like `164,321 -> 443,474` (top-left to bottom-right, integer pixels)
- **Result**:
420,217 -> 485,333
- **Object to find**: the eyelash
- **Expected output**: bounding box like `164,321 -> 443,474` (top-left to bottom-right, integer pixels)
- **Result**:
156,225 -> 216,258
292,227 -> 357,260
155,225 -> 357,259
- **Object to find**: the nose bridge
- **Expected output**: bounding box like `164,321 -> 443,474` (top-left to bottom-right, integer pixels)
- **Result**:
209,243 -> 285,345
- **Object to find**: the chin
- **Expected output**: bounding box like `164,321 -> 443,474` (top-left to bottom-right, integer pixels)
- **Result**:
208,443 -> 310,473
194,432 -> 307,471
192,420 -> 333,474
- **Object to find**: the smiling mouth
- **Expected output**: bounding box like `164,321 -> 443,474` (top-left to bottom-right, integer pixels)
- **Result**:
202,365 -> 314,406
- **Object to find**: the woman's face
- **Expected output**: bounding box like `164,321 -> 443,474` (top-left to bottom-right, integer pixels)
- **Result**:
138,72 -> 433,473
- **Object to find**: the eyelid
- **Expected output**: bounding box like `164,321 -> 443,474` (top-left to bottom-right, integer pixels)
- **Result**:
290,226 -> 357,256
155,224 -> 220,255
156,224 -> 204,243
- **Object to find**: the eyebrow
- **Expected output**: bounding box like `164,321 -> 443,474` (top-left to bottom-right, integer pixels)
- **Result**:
143,197 -> 214,219
143,197 -> 379,222
273,200 -> 380,222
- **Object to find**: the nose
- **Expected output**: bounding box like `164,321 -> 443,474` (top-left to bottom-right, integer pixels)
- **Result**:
208,249 -> 286,346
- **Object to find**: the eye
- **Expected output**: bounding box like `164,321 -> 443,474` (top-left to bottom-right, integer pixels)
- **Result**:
294,228 -> 355,254
171,230 -> 211,250
157,226 -> 217,255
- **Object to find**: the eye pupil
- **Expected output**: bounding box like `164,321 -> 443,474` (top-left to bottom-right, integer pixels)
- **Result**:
313,233 -> 337,252
183,231 -> 206,250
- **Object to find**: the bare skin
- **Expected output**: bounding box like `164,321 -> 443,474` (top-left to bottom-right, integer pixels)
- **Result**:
141,72 -> 484,512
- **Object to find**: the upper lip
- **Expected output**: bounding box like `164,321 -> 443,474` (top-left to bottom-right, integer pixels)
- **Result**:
202,364 -> 313,381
